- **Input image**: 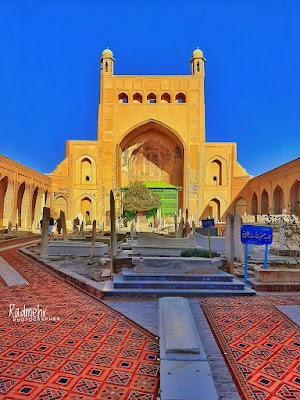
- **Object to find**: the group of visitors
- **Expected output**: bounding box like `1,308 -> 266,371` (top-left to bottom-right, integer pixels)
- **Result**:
40,214 -> 62,237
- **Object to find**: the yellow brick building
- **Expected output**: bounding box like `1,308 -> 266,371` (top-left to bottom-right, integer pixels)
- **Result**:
49,48 -> 251,226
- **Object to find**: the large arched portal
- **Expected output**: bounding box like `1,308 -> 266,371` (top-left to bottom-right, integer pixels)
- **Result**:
118,120 -> 185,210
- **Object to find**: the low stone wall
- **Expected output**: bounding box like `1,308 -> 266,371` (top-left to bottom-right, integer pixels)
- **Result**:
250,266 -> 300,291
254,266 -> 300,283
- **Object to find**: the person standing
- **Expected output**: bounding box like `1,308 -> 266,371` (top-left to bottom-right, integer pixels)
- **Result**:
49,214 -> 55,237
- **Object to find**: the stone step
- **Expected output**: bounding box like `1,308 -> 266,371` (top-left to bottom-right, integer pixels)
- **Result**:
102,280 -> 256,298
113,275 -> 244,290
122,268 -> 233,282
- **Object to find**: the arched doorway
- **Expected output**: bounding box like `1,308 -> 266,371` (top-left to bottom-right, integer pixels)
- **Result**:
273,185 -> 284,214
210,160 -> 223,185
17,182 -> 26,227
261,189 -> 269,214
54,196 -> 67,219
81,197 -> 92,223
0,176 -> 8,227
234,197 -> 247,216
31,187 -> 39,226
290,180 -> 300,216
201,198 -> 221,221
81,158 -> 92,184
118,120 -> 185,211
251,192 -> 258,215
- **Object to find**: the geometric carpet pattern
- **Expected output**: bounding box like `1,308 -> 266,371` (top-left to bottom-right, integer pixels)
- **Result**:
200,296 -> 300,400
0,245 -> 160,399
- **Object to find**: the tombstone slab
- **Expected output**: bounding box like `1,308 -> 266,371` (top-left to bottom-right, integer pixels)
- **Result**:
132,257 -> 221,274
48,241 -> 108,257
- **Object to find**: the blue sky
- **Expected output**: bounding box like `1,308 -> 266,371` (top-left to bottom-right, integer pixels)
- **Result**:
1,0 -> 299,177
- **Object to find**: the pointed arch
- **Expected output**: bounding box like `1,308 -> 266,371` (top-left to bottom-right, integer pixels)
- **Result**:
54,195 -> 68,219
175,93 -> 186,103
261,189 -> 269,214
81,196 -> 92,223
81,158 -> 92,184
118,92 -> 128,103
161,92 -> 171,103
211,159 -> 222,185
147,93 -> 156,103
118,119 -> 186,151
234,197 -> 247,216
17,182 -> 26,227
76,155 -> 97,185
273,185 -> 284,214
206,155 -> 228,186
201,194 -> 227,221
251,192 -> 258,215
290,179 -> 300,215
133,93 -> 142,103
31,187 -> 39,225
117,119 -> 185,211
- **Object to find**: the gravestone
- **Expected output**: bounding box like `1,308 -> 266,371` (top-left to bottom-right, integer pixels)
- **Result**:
192,220 -> 196,233
40,207 -> 50,256
130,222 -> 134,241
91,220 -> 97,257
78,221 -> 84,238
177,217 -> 184,238
279,217 -> 286,247
174,214 -> 178,237
233,214 -> 244,261
110,190 -> 117,275
184,221 -> 191,237
225,213 -> 234,274
60,210 -> 68,241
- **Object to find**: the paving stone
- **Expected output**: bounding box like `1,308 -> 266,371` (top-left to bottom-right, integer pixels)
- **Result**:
101,269 -> 111,278
0,256 -> 29,286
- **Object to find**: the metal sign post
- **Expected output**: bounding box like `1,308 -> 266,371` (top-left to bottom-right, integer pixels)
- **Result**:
202,219 -> 215,258
240,225 -> 273,284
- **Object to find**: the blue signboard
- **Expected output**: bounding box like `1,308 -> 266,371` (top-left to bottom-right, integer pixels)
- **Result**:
240,225 -> 273,245
202,218 -> 215,229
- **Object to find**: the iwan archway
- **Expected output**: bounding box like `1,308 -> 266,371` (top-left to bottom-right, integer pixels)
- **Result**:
117,120 -> 185,211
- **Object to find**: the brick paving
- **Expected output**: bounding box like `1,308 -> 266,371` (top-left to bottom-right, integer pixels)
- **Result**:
200,296 -> 300,399
1,236 -> 300,400
0,240 -> 160,399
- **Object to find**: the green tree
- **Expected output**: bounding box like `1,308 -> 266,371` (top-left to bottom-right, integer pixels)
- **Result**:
123,182 -> 161,219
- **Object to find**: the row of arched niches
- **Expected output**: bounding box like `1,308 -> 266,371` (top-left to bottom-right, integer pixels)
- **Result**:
236,180 -> 300,215
118,92 -> 187,104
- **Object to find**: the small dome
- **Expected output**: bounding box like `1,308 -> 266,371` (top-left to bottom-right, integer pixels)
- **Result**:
192,47 -> 203,58
102,48 -> 113,58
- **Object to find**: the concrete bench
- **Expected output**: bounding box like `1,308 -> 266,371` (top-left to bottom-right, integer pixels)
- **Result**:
159,297 -> 217,400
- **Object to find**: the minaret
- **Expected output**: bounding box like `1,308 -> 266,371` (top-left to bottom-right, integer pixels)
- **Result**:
190,47 -> 206,76
100,48 -> 115,76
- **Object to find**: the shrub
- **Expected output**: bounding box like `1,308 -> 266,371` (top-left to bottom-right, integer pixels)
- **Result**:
181,248 -> 220,258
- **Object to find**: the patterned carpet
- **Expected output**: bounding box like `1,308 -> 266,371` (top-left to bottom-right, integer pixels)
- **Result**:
0,245 -> 160,399
200,296 -> 300,400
